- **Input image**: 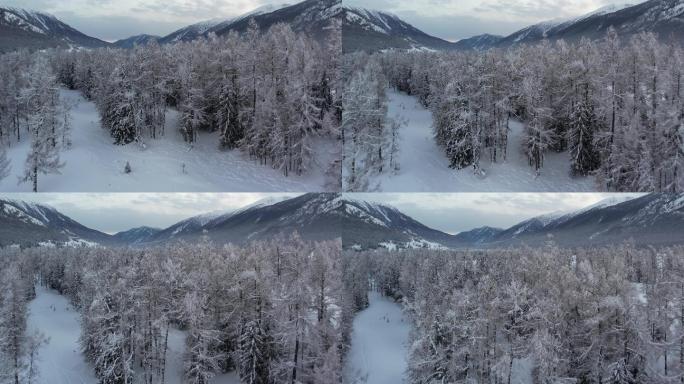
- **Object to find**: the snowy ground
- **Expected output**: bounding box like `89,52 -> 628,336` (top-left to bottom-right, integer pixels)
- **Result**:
373,89 -> 596,192
26,285 -> 98,384
344,291 -> 409,384
27,285 -> 240,384
1,90 -> 336,192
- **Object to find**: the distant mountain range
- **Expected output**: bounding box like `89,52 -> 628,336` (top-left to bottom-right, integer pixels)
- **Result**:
112,34 -> 160,49
340,194 -> 684,249
1,0 -> 340,52
1,193 -> 683,250
342,7 -> 453,53
343,0 -> 684,52
0,7 -> 108,53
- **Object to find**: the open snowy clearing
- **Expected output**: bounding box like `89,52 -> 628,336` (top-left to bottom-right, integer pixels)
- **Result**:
27,285 -> 239,384
375,89 -> 596,192
0,90 -> 336,192
27,285 -> 98,384
344,290 -> 409,384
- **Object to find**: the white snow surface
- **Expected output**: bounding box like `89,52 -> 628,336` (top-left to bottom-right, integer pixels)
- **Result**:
0,89 -> 334,192
27,285 -> 240,384
374,89 -> 596,191
27,285 -> 98,384
345,291 -> 409,384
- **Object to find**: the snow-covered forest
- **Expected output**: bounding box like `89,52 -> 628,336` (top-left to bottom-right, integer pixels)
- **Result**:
0,20 -> 341,192
348,243 -> 684,383
342,29 -> 684,192
0,236 -> 351,384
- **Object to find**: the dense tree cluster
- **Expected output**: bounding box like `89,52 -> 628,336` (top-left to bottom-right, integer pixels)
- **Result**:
0,236 -> 349,384
341,53 -> 401,191
0,53 -> 68,191
345,29 -> 684,191
0,19 -> 341,186
353,243 -> 684,383
52,21 -> 340,177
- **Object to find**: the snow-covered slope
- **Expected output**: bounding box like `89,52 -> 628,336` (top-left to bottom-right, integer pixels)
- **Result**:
348,0 -> 684,52
112,226 -> 161,244
453,226 -> 504,244
498,0 -> 682,46
0,7 -> 109,52
142,193 -> 450,248
342,6 -> 453,52
4,193 -> 679,251
367,90 -> 595,191
451,34 -> 504,51
212,0 -> 339,40
339,193 -> 684,250
159,3 -> 292,44
344,291 -> 409,384
159,0 -> 336,44
112,34 -> 160,49
0,199 -> 112,247
0,90 -> 334,193
487,194 -> 684,246
158,18 -> 225,44
146,193 -> 342,244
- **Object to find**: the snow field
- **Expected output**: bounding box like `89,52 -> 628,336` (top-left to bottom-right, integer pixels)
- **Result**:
376,89 -> 595,192
0,89 -> 335,192
27,285 -> 240,384
344,291 -> 409,384
26,285 -> 98,384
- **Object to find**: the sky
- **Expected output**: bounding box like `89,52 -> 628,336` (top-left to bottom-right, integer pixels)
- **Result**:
343,0 -> 640,41
0,0 -> 289,42
1,192 -> 644,235
349,193 -> 644,234
0,193 -> 299,234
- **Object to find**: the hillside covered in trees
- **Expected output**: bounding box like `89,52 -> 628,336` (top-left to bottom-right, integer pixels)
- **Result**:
0,20 -> 341,192
343,29 -> 684,192
348,243 -> 684,383
0,236 -> 350,384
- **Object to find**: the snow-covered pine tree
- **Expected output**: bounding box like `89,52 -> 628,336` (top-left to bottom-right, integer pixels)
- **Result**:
0,264 -> 29,384
0,145 -> 11,181
569,86 -> 602,176
19,57 -> 64,192
99,65 -> 138,145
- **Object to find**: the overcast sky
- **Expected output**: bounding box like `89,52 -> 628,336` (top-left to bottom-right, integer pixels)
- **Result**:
344,0 -> 640,41
0,193 -> 299,234
1,0 -> 288,41
348,193 -> 644,234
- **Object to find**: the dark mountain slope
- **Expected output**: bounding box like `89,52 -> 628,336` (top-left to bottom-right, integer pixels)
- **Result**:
0,7 -> 109,52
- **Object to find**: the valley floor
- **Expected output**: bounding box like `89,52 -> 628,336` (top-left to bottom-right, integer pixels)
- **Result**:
27,285 -> 239,384
27,285 -> 97,384
373,89 -> 596,192
0,90 -> 337,192
344,290 -> 409,384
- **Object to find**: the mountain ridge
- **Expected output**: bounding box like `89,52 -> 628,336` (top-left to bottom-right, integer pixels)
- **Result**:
344,0 -> 684,52
2,193 -> 682,250
1,1 -> 338,52
0,6 -> 109,52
